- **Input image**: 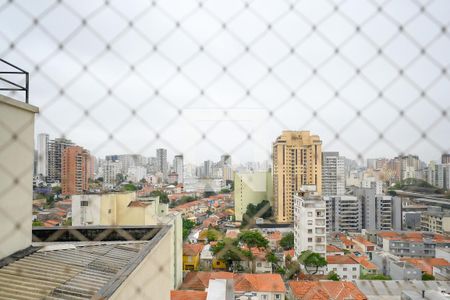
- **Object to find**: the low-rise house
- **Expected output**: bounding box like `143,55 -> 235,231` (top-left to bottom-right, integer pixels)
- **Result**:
400,257 -> 450,275
326,255 -> 360,280
225,229 -> 240,239
200,244 -> 226,271
183,243 -> 205,271
289,281 -> 367,300
351,254 -> 378,276
170,290 -> 207,300
351,236 -> 376,258
326,244 -> 345,256
375,231 -> 450,258
372,251 -> 422,280
180,272 -> 286,300
239,247 -> 272,273
267,231 -> 282,249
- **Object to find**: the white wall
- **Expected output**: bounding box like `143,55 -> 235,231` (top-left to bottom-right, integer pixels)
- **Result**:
326,263 -> 360,280
0,95 -> 38,259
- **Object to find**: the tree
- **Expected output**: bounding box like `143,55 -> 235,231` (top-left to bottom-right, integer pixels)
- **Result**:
298,250 -> 327,274
219,188 -> 231,194
203,191 -> 217,198
241,200 -> 273,227
182,219 -> 196,240
327,271 -> 340,281
360,274 -> 391,280
123,183 -> 137,191
211,238 -> 244,271
32,220 -> 43,226
150,190 -> 169,204
206,228 -> 221,242
280,232 -> 294,250
238,230 -> 269,273
266,251 -> 279,272
422,273 -> 435,281
116,173 -> 125,184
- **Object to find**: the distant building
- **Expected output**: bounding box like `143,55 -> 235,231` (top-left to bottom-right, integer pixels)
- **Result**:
173,154 -> 184,183
421,206 -> 450,235
234,171 -> 273,222
157,148 -> 168,180
325,195 -> 362,233
428,161 -> 444,188
273,131 -> 322,223
61,146 -> 92,195
103,160 -> 121,188
289,281 -> 367,300
72,192 -> 168,226
127,165 -> 147,182
36,133 -> 49,178
294,194 -> 326,258
326,255 -> 360,280
353,188 -> 393,231
442,154 -> 450,164
47,137 -> 74,183
322,152 -> 345,196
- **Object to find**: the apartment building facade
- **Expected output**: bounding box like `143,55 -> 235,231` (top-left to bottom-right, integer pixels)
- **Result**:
325,195 -> 362,233
322,152 -> 345,196
273,131 -> 322,223
421,207 -> 450,235
293,194 -> 326,258
61,146 -> 92,195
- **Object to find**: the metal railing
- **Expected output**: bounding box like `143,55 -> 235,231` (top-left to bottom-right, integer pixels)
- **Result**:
0,58 -> 29,103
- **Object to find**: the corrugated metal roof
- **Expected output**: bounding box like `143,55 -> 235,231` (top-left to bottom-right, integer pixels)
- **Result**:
0,242 -> 146,300
353,280 -> 450,299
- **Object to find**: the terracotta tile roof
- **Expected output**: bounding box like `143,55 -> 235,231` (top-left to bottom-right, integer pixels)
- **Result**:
327,255 -> 359,265
170,290 -> 207,300
268,231 -> 282,241
327,245 -> 343,253
234,274 -> 285,293
350,255 -> 378,270
183,243 -> 205,256
378,231 -> 450,243
353,236 -> 375,247
225,229 -> 240,239
180,272 -> 235,290
43,219 -> 60,227
180,272 -> 285,293
289,281 -> 367,300
400,258 -> 450,275
284,249 -> 295,258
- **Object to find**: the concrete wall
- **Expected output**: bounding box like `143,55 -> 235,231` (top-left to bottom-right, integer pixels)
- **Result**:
0,95 -> 38,259
110,227 -> 174,300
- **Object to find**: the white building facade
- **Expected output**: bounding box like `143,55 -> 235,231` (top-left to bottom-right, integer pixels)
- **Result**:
294,194 -> 326,258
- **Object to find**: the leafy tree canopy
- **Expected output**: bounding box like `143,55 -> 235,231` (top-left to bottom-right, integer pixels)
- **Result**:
280,232 -> 294,250
298,250 -> 327,274
238,230 -> 269,250
150,190 -> 169,203
327,271 -> 340,281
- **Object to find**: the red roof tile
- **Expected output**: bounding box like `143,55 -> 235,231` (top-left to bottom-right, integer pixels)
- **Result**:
170,290 -> 207,300
327,255 -> 359,265
289,281 -> 367,300
183,244 -> 205,256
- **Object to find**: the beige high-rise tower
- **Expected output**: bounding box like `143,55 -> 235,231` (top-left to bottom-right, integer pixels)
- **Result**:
273,131 -> 322,223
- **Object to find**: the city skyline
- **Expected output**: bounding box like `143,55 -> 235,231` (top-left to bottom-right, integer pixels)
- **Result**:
1,0 -> 448,164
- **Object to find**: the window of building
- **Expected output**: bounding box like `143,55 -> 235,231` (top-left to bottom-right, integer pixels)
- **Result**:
81,201 -> 88,207
108,209 -> 111,214
262,295 -> 268,300
343,268 -> 347,271
352,267 -> 357,271
308,229 -> 313,234
308,212 -> 313,217
257,263 -> 262,267
307,220 -> 313,225
343,275 -> 347,279
308,238 -> 313,242
353,275 -> 357,279
275,294 -> 281,300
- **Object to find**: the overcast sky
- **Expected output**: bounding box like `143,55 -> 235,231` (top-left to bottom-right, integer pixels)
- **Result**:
1,0 -> 449,164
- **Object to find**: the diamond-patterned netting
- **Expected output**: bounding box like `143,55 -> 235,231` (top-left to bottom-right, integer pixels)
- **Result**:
0,0 -> 450,297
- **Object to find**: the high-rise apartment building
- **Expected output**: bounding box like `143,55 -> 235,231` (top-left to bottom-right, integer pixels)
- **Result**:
397,154 -> 420,180
442,154 -> 450,164
221,154 -> 233,181
325,195 -> 362,233
156,148 -> 168,180
294,194 -> 326,257
273,131 -> 322,223
353,188 -> 393,231
103,160 -> 121,188
36,133 -> 49,178
47,137 -> 74,183
173,154 -> 184,183
322,152 -> 345,196
61,146 -> 92,195
427,161 -> 444,188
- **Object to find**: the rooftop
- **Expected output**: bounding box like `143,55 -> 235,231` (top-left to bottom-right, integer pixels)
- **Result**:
170,290 -> 207,300
354,280 -> 450,299
289,281 -> 367,300
327,255 -> 359,265
0,225 -> 168,300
